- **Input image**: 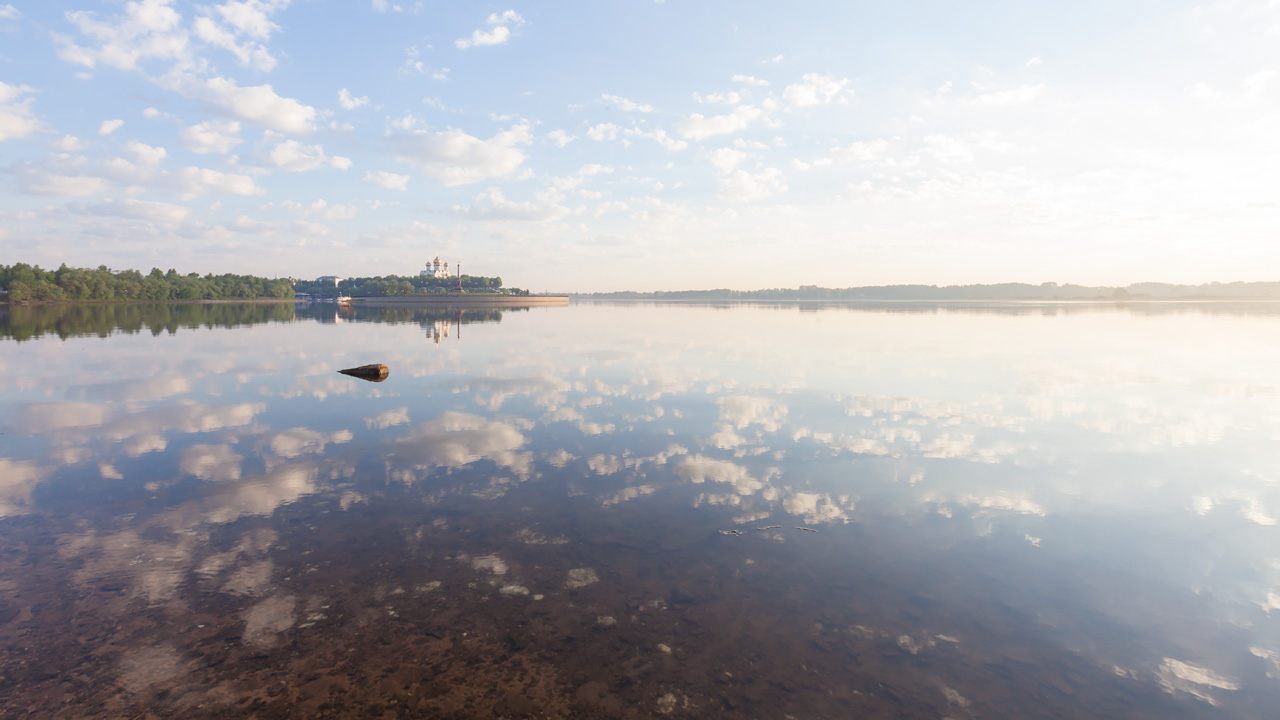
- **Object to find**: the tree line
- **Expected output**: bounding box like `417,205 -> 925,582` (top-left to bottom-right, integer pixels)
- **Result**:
0,263 -> 295,302
292,274 -> 527,297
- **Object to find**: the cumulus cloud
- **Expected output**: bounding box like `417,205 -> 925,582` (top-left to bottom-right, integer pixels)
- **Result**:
338,88 -> 368,110
707,147 -> 749,174
625,126 -> 687,151
126,140 -> 167,166
693,91 -> 741,104
193,0 -> 287,72
456,10 -> 525,49
84,198 -> 191,224
180,119 -> 243,154
98,118 -> 124,136
56,0 -> 191,71
448,187 -> 569,222
388,123 -> 531,186
157,73 -> 316,133
783,73 -> 851,107
51,135 -> 87,152
547,129 -> 576,147
0,82 -> 48,142
602,94 -> 656,113
732,74 -> 769,86
268,139 -> 352,171
363,170 -> 410,190
586,123 -> 619,141
675,105 -> 763,140
20,169 -> 109,197
719,168 -> 787,201
177,166 -> 264,195
831,137 -> 893,164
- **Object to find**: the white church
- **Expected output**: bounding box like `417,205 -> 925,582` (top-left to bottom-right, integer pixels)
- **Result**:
420,256 -> 454,279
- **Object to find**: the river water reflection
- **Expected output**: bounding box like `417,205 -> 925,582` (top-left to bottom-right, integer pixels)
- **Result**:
1,300 -> 1278,718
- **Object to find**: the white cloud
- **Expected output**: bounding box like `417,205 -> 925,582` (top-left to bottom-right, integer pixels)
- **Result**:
338,88 -> 368,110
718,167 -> 787,201
766,54 -> 784,63
625,126 -> 687,151
1026,56 -> 1043,67
586,123 -> 619,141
966,83 -> 1046,106
732,74 -> 769,86
783,73 -> 851,107
388,123 -> 531,186
0,5 -> 19,20
694,91 -> 741,105
364,170 -> 410,190
158,73 -> 316,133
178,166 -> 264,196
180,119 -> 243,154
456,10 -> 525,49
448,187 -> 570,222
372,0 -> 389,11
193,16 -> 277,72
707,147 -> 749,174
0,82 -> 46,141
56,0 -> 191,71
831,137 -> 894,164
547,129 -> 576,147
126,140 -> 167,166
52,135 -> 86,152
922,134 -> 974,163
98,118 -> 124,136
268,140 -> 352,171
579,163 -> 613,175
21,170 -> 109,197
675,105 -> 763,140
85,197 -> 191,224
602,94 -> 657,113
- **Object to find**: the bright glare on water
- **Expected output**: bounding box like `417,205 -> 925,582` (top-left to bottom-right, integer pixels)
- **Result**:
1,300 -> 1279,719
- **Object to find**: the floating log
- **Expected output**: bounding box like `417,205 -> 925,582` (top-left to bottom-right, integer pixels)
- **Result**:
338,363 -> 389,382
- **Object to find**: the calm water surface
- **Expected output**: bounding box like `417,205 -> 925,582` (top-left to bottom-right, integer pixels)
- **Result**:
1,301 -> 1279,719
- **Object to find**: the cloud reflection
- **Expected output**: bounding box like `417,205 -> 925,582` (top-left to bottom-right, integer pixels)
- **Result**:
387,411 -> 532,479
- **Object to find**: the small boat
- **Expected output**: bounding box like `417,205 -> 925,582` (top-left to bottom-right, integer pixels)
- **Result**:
337,295 -> 352,306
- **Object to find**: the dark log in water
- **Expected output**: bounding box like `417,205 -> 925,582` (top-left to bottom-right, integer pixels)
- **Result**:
338,363 -> 389,381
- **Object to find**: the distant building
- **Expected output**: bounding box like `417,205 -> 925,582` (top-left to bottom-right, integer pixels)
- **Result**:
316,275 -> 340,285
421,256 -> 453,279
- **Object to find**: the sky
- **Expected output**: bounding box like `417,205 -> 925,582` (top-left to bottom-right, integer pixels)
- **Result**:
0,0 -> 1278,292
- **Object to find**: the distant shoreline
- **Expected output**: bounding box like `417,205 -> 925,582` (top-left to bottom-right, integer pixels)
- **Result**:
572,297 -> 1280,303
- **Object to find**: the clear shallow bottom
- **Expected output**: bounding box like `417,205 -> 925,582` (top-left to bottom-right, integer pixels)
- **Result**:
1,301 -> 1278,718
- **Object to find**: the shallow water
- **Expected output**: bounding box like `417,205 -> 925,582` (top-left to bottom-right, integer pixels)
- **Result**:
1,300 -> 1278,719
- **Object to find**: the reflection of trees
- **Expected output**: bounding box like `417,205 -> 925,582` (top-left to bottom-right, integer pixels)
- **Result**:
0,303 -> 533,342
310,305 -> 525,327
0,302 -> 297,342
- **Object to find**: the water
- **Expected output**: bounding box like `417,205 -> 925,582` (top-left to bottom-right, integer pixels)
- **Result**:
1,300 -> 1278,718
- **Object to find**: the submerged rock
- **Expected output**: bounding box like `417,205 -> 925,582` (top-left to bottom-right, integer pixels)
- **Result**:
337,364 -> 389,382
565,567 -> 599,589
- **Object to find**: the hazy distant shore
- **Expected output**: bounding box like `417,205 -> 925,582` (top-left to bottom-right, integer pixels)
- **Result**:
576,281 -> 1280,302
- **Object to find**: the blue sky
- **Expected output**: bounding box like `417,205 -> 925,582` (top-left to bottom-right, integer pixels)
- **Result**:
1,1 -> 1278,291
